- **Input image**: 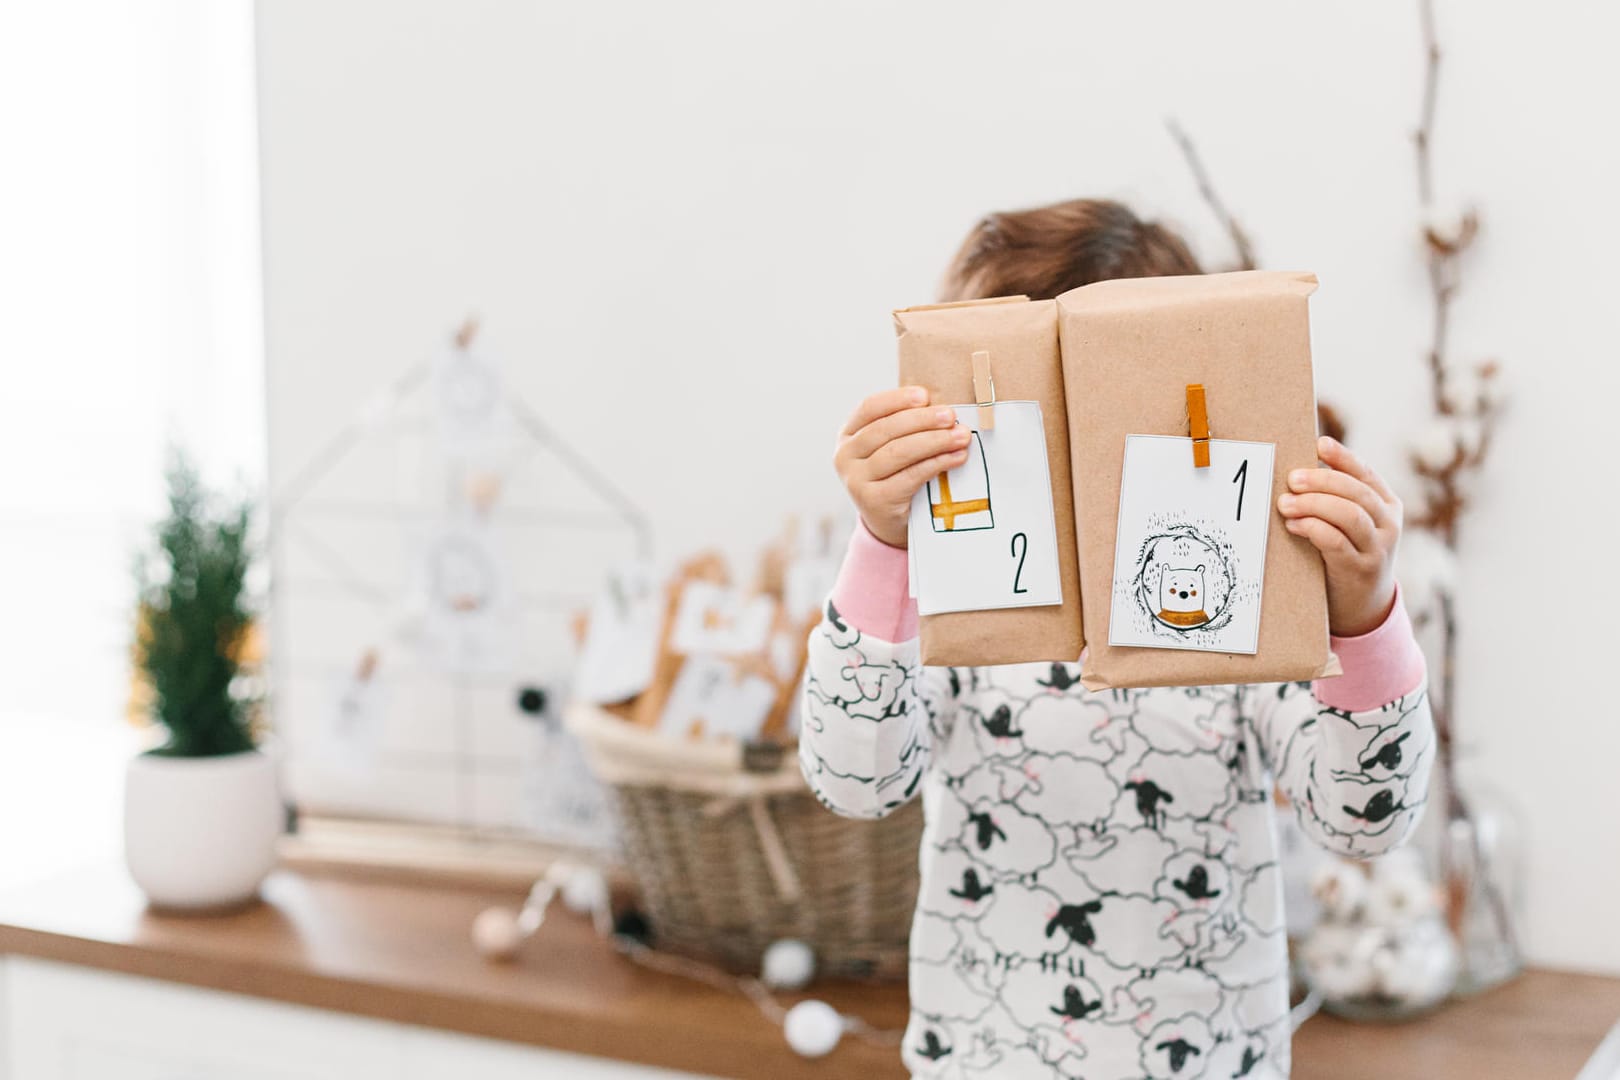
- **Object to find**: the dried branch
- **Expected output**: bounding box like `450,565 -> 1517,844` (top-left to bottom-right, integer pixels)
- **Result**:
1166,117 -> 1258,272
1407,0 -> 1501,549
1416,0 -> 1454,415
1415,0 -> 1441,207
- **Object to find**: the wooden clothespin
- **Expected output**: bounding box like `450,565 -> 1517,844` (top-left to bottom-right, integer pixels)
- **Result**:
453,315 -> 480,351
971,350 -> 996,431
1187,383 -> 1210,468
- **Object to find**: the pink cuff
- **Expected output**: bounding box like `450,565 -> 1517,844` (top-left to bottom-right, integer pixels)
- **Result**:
1312,587 -> 1427,712
827,521 -> 919,643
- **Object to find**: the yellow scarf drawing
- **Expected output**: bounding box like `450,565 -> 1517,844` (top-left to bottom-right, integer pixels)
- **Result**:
928,433 -> 993,532
930,472 -> 989,530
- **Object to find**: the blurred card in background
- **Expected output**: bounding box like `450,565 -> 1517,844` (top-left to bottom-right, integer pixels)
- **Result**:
670,581 -> 776,656
573,562 -> 661,705
657,654 -> 777,742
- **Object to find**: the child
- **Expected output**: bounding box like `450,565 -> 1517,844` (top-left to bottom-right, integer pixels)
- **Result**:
799,199 -> 1431,1079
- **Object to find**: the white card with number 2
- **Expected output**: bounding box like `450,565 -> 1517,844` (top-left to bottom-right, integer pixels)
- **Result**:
1109,434 -> 1275,654
907,401 -> 1063,616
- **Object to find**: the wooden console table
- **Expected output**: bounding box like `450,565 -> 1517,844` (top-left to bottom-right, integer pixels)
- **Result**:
0,863 -> 1615,1079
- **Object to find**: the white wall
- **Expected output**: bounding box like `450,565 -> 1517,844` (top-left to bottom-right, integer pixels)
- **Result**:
256,0 -> 1620,973
0,0 -> 261,726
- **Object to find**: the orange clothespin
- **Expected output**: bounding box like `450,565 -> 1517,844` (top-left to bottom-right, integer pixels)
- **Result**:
972,350 -> 996,431
1187,384 -> 1210,468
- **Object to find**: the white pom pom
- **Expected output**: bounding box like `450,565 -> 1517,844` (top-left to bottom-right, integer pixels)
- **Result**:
1411,420 -> 1461,471
783,999 -> 843,1058
561,866 -> 610,917
761,939 -> 816,991
472,906 -> 525,961
1310,860 -> 1367,923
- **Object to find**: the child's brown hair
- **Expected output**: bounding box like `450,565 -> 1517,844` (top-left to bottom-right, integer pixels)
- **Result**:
941,197 -> 1348,442
938,198 -> 1202,303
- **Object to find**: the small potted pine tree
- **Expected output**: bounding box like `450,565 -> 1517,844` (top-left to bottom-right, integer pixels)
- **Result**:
125,452 -> 282,909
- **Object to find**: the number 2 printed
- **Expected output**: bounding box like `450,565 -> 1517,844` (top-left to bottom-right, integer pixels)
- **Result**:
1010,531 -> 1029,594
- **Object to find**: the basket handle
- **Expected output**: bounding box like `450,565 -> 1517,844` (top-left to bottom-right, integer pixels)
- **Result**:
748,795 -> 801,902
704,793 -> 801,902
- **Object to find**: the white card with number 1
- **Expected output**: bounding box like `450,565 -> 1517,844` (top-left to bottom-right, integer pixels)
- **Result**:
1109,434 -> 1275,654
907,401 -> 1063,616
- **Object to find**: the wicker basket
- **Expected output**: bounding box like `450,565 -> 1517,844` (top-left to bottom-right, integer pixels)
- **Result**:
566,704 -> 922,980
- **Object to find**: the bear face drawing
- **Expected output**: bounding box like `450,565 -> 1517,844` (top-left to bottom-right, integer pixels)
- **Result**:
1156,565 -> 1209,629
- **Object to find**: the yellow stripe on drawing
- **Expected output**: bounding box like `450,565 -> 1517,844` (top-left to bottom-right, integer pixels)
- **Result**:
930,470 -> 989,530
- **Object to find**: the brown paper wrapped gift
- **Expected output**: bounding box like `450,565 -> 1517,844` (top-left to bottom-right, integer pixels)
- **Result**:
1057,270 -> 1341,689
894,297 -> 1084,666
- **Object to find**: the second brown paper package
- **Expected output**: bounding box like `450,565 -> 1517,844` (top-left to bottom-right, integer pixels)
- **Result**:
1057,270 -> 1341,689
894,297 -> 1084,666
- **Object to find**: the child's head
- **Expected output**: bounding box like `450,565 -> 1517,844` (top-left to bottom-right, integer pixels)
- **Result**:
940,197 -> 1349,444
939,198 -> 1201,302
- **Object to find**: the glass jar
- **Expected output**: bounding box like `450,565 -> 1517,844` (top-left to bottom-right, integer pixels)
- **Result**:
1299,854 -> 1459,1021
1442,771 -> 1526,996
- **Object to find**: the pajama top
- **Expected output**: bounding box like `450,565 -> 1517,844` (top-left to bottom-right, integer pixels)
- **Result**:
798,525 -> 1433,1080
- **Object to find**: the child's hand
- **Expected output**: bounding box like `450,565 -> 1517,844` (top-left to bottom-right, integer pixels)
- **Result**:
1277,436 -> 1402,637
834,386 -> 971,548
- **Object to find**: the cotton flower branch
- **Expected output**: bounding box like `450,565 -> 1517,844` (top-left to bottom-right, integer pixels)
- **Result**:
1169,0 -> 1518,983
1403,0 -> 1518,967
1405,0 -> 1504,549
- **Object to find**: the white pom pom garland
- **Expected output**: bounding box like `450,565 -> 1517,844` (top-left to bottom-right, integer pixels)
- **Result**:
561,866 -> 610,917
472,863 -> 889,1056
471,906 -> 524,961
783,999 -> 843,1058
761,939 -> 816,991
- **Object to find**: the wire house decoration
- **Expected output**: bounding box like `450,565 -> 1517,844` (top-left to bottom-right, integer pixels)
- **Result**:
268,318 -> 650,861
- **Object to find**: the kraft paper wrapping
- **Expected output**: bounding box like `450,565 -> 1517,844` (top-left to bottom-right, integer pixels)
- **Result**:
1056,270 -> 1342,690
894,297 -> 1085,666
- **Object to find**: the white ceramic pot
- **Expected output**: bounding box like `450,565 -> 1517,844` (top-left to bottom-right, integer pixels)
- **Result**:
123,747 -> 283,910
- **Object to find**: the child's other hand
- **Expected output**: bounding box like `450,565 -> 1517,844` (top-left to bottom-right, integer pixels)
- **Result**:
834,387 -> 971,549
1277,436 -> 1402,637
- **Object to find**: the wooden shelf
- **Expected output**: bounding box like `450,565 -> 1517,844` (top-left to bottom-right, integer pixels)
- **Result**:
1296,968 -> 1620,1079
0,862 -> 908,1080
1,862 -> 1616,1078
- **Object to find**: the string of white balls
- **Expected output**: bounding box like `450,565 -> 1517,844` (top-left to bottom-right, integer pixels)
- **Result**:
472,861 -> 902,1060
